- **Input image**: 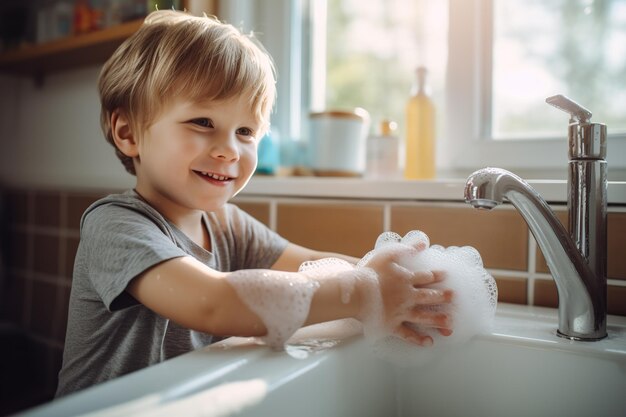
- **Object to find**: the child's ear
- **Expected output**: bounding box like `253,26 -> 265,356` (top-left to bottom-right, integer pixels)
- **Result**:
111,110 -> 139,157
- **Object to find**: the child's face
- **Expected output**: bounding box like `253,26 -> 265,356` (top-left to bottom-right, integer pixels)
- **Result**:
134,96 -> 261,217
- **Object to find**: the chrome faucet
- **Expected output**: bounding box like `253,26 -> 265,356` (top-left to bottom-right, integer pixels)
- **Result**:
464,95 -> 607,341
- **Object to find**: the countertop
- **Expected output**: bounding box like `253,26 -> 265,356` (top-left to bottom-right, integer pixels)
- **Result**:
241,176 -> 626,204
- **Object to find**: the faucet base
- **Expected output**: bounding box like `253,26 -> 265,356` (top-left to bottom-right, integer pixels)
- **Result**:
557,330 -> 607,342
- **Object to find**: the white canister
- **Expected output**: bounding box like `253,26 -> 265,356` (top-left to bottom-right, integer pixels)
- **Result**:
308,108 -> 370,176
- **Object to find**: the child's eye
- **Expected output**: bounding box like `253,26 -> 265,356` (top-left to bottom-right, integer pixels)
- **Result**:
236,127 -> 255,138
190,118 -> 213,128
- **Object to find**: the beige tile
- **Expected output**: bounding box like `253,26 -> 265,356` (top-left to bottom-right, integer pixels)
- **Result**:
494,276 -> 527,305
24,340 -> 50,400
535,209 -> 570,274
390,205 -> 529,271
534,277 -> 626,317
34,191 -> 61,228
66,192 -> 105,230
29,280 -> 57,340
4,189 -> 29,226
233,201 -> 271,226
6,229 -> 29,270
27,341 -> 59,399
608,285 -> 626,316
277,202 -> 384,257
33,233 -> 60,276
533,279 -> 558,308
608,212 -> 626,280
536,210 -> 626,281
0,273 -> 27,323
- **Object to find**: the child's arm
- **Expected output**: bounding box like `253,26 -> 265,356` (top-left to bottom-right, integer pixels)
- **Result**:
127,256 -> 270,336
270,242 -> 360,271
126,241 -> 451,345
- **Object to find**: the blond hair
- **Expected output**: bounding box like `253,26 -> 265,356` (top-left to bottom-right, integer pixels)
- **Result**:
98,10 -> 277,175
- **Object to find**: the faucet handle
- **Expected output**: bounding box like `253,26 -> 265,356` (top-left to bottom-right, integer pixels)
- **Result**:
546,94 -> 606,160
546,94 -> 592,124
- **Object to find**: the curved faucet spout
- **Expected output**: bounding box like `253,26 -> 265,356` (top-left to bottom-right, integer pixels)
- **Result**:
465,167 -> 607,341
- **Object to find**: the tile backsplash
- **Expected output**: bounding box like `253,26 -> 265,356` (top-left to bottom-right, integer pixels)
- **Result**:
235,197 -> 626,315
0,188 -> 109,415
390,205 -> 529,271
1,186 -> 625,414
277,202 -> 384,257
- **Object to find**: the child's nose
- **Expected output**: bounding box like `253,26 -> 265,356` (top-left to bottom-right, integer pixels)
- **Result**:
210,132 -> 239,162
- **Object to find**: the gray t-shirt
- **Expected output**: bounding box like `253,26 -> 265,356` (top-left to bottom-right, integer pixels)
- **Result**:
56,190 -> 288,397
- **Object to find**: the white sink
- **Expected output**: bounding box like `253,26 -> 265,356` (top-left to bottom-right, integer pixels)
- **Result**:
18,304 -> 626,417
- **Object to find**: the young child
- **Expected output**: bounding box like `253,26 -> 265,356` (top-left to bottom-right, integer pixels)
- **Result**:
56,10 -> 453,397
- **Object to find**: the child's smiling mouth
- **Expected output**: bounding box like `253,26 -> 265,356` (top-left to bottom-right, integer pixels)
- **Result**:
194,170 -> 234,183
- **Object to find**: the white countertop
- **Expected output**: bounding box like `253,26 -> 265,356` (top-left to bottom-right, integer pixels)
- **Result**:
242,176 -> 626,204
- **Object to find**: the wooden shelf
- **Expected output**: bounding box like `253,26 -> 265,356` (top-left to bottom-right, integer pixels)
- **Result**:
0,19 -> 143,79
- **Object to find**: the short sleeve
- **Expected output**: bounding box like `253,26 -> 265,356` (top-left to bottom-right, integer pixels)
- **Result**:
211,204 -> 289,271
80,204 -> 187,311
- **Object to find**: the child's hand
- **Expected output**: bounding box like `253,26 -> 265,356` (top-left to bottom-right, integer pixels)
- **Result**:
357,241 -> 454,347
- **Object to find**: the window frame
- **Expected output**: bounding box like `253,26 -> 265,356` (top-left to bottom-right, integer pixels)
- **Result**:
444,0 -> 626,177
221,0 -> 308,143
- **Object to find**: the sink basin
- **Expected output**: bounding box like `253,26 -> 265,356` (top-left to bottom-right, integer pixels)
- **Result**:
17,304 -> 626,417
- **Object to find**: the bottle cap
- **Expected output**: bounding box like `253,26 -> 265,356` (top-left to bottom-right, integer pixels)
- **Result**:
379,120 -> 398,136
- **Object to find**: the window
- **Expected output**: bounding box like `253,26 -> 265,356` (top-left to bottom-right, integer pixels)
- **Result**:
447,0 -> 625,177
490,0 -> 626,140
223,0 -> 626,178
314,0 -> 448,141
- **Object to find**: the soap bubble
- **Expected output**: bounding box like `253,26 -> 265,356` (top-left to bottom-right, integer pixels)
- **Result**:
226,230 -> 497,363
366,231 -> 498,367
226,270 -> 320,349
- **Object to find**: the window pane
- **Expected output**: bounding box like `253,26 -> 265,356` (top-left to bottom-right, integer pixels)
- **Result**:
321,0 -> 448,136
492,0 -> 626,139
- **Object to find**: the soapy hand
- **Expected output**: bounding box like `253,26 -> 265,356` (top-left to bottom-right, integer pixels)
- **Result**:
357,239 -> 454,347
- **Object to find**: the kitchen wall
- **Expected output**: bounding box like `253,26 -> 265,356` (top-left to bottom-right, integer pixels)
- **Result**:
0,69 -> 134,190
0,66 -> 134,415
0,5 -> 218,413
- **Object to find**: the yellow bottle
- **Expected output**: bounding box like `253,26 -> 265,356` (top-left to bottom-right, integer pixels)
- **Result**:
404,67 -> 435,179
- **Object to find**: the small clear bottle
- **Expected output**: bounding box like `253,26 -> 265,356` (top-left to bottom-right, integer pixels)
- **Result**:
404,66 -> 436,179
366,120 -> 401,179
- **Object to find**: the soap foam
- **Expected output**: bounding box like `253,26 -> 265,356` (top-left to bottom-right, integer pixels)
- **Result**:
299,257 -> 357,303
301,256 -> 385,341
226,230 -> 496,362
361,231 -> 498,366
225,271 -> 319,349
